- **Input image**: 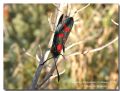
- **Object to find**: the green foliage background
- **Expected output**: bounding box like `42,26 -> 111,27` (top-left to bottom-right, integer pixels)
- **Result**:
4,4 -> 118,89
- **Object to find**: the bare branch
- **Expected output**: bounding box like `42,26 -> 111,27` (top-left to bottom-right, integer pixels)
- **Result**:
48,33 -> 54,48
31,64 -> 43,89
30,47 -> 53,89
25,52 -> 36,60
23,48 -> 36,60
53,3 -> 62,12
76,3 -> 90,13
48,14 -> 54,32
23,46 -> 43,63
67,37 -> 118,57
85,37 -> 118,54
73,3 -> 90,16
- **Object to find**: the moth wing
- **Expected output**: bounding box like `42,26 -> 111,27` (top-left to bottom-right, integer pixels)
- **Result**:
57,14 -> 64,26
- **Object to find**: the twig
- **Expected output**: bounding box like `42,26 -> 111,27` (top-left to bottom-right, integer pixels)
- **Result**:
85,37 -> 118,54
23,47 -> 42,63
67,37 -> 118,57
111,19 -> 118,26
38,44 -> 43,57
53,4 -> 62,12
23,48 -> 36,60
48,14 -> 54,32
30,46 -> 52,89
30,50 -> 49,89
73,3 -> 90,16
35,44 -> 43,62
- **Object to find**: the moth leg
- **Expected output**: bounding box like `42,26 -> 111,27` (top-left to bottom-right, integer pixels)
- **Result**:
53,58 -> 60,81
59,54 -> 66,60
63,44 -> 65,53
40,56 -> 53,65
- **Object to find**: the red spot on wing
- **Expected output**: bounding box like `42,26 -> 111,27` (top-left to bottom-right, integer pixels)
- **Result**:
64,27 -> 70,32
57,44 -> 62,52
63,24 -> 67,28
57,33 -> 64,38
63,24 -> 70,32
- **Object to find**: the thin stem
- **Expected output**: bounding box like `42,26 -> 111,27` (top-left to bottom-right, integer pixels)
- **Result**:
73,3 -> 90,17
67,37 -> 118,57
111,19 -> 118,26
30,50 -> 50,89
53,58 -> 60,81
86,37 -> 118,53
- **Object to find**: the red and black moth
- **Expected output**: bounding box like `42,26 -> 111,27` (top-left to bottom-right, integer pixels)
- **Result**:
50,14 -> 74,58
41,4 -> 90,81
50,14 -> 74,81
41,14 -> 74,81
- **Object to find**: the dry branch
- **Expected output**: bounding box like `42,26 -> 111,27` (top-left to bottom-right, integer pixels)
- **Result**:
67,36 -> 118,57
111,19 -> 118,26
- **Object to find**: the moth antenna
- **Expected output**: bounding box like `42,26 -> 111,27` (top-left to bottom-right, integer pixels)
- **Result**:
72,3 -> 90,17
40,56 -> 54,65
59,54 -> 66,60
54,58 -> 60,81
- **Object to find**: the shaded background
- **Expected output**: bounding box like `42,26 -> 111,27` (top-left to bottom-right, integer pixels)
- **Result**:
4,4 -> 118,89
